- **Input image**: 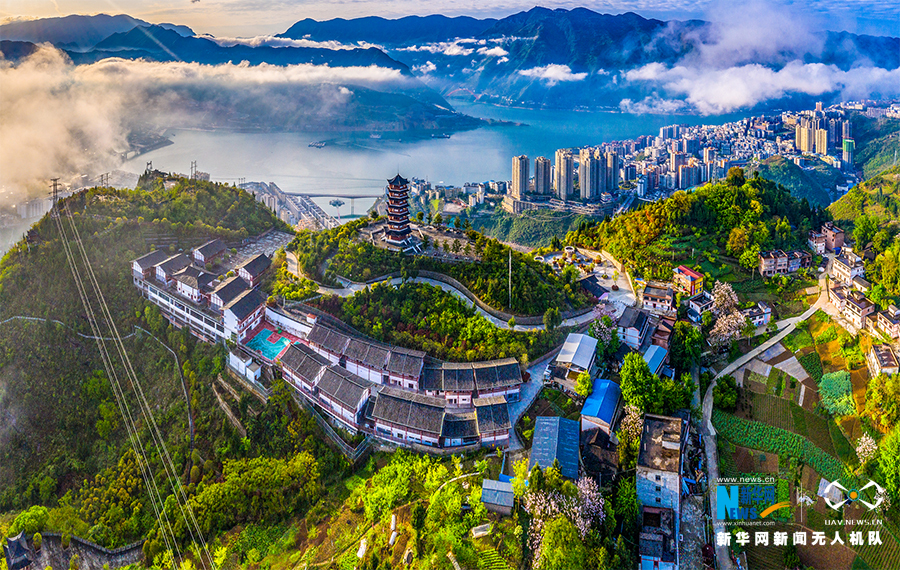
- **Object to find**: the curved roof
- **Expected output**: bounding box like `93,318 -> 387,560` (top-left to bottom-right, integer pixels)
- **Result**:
387,173 -> 409,186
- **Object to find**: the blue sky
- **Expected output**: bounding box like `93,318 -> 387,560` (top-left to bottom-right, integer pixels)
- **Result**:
1,0 -> 898,37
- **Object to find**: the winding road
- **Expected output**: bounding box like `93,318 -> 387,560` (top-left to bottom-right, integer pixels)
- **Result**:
286,252 -> 597,331
702,264 -> 830,570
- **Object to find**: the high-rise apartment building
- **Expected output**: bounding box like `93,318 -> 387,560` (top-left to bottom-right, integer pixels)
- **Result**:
843,139 -> 855,168
579,148 -> 601,201
554,150 -> 574,201
815,129 -> 829,154
605,152 -> 620,192
511,155 -> 529,200
534,157 -> 552,195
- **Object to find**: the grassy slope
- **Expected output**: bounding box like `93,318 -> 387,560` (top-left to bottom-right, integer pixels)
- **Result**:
827,165 -> 900,223
851,114 -> 900,179
0,178 -> 286,509
748,156 -> 839,206
475,209 -> 595,248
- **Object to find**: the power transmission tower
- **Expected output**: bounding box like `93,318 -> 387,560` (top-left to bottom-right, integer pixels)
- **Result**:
190,161 -> 197,180
99,173 -> 109,187
49,178 -> 60,218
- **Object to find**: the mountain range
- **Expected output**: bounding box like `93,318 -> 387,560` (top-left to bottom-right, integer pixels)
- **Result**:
2,8 -> 898,121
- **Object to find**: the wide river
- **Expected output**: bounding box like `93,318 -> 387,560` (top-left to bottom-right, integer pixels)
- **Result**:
121,101 -> 748,214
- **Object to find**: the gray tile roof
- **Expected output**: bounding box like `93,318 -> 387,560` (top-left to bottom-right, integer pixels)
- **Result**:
344,338 -> 390,370
420,367 -> 443,392
529,416 -> 580,480
307,324 -> 351,354
239,253 -> 270,277
133,249 -> 169,269
158,253 -> 192,276
481,479 -> 514,509
173,266 -> 216,291
280,343 -> 329,384
316,365 -> 370,410
474,396 -> 511,433
619,306 -> 649,331
371,386 -> 444,435
473,358 -> 521,391
195,239 -> 226,259
212,276 -> 250,305
441,410 -> 478,439
224,288 -> 266,322
386,347 -> 425,378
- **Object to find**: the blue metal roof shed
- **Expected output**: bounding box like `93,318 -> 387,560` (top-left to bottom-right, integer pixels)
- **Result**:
581,378 -> 621,431
529,416 -> 580,480
643,345 -> 668,376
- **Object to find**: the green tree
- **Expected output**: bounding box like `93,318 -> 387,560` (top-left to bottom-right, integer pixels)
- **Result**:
508,316 -> 516,329
739,244 -> 761,272
714,375 -> 738,412
543,307 -> 562,331
619,352 -> 658,411
574,371 -> 593,398
511,458 -> 529,499
538,516 -> 587,570
669,321 -> 703,374
853,214 -> 879,251
726,167 -> 746,187
9,506 -> 49,536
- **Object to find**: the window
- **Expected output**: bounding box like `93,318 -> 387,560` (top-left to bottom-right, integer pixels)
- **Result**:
655,498 -> 661,503
655,475 -> 661,481
655,486 -> 661,492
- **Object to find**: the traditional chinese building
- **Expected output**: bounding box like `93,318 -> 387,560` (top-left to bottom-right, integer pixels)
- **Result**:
385,174 -> 413,248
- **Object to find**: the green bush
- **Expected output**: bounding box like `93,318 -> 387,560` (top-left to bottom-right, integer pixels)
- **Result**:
798,352 -> 824,382
33,533 -> 42,551
9,506 -> 49,536
815,325 -> 838,344
818,371 -> 855,416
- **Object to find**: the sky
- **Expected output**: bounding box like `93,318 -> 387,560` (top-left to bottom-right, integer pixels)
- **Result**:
1,0 -> 898,37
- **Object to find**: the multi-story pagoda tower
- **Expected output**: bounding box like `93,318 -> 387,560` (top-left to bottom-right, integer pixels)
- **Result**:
385,173 -> 412,247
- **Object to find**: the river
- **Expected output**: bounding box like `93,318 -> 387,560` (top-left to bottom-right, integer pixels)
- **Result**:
121,101 -> 748,214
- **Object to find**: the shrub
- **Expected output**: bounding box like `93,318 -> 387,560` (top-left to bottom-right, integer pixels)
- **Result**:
815,325 -> 838,344
818,371 -> 855,416
33,533 -> 42,551
9,506 -> 49,536
714,375 -> 738,412
798,352 -> 823,382
62,533 -> 71,549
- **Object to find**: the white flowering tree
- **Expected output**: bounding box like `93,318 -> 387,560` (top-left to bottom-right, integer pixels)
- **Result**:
856,433 -> 877,465
711,281 -> 739,316
589,304 -> 620,362
710,310 -> 748,348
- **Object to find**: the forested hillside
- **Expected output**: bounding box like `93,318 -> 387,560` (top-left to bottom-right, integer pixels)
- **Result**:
0,176 -> 305,529
827,166 -> 900,223
747,155 -> 841,206
475,209 -> 595,248
565,169 -> 829,281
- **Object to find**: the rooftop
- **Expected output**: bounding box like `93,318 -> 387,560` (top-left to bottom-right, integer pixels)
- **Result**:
638,507 -> 676,563
556,333 -> 598,371
643,345 -> 668,375
195,238 -> 226,258
133,248 -> 169,269
212,276 -> 250,306
643,284 -> 673,298
317,365 -> 371,410
280,343 -> 330,384
474,396 -> 511,433
619,306 -> 649,331
173,266 -> 217,291
239,253 -> 271,277
675,265 -> 703,280
371,386 -> 445,436
637,414 -> 684,473
481,479 -> 514,509
871,344 -> 898,369
441,409 -> 479,440
158,253 -> 192,275
224,288 -> 266,322
581,378 -> 621,426
529,416 -> 580,480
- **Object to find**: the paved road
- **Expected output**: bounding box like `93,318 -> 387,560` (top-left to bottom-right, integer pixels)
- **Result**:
506,352 -> 562,450
701,267 -> 829,570
288,252 -> 597,331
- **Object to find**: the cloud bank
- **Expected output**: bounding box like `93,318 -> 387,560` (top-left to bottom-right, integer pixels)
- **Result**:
0,45 -> 412,204
205,34 -> 382,51
620,0 -> 900,113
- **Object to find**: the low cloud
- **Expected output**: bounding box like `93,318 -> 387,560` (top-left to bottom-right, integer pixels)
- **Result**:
413,61 -> 437,74
624,61 -> 900,114
518,64 -> 588,86
205,34 -> 381,51
399,40 -> 474,56
0,45 -> 412,204
476,46 -> 508,57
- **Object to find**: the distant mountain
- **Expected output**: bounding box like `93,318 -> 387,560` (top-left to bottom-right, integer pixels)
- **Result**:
279,14 -> 497,45
280,7 -> 900,111
0,14 -> 193,50
0,40 -> 40,61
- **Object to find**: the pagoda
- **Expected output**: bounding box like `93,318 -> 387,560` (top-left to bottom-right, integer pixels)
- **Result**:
384,173 -> 413,247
